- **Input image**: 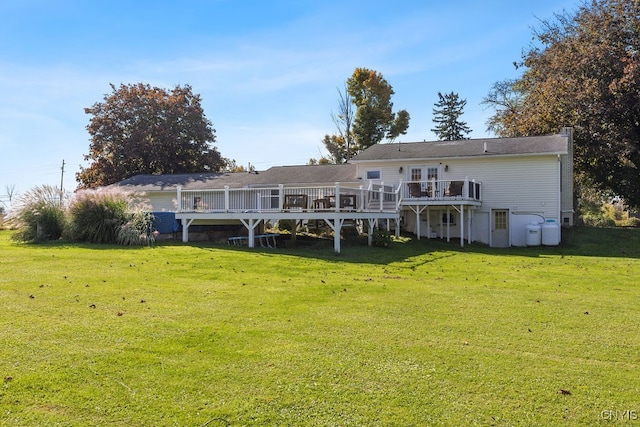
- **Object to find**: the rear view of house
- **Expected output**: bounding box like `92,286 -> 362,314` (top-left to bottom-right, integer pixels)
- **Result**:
350,128 -> 574,247
111,129 -> 573,249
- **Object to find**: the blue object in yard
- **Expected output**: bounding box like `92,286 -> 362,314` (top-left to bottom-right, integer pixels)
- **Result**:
152,212 -> 180,234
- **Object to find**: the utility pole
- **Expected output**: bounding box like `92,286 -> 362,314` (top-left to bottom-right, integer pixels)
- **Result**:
60,159 -> 65,204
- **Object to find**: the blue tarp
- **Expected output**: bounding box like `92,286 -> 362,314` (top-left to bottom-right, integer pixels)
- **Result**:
152,212 -> 180,234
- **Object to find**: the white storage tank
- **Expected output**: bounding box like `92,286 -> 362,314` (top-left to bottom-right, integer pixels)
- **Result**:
542,219 -> 560,246
526,222 -> 542,246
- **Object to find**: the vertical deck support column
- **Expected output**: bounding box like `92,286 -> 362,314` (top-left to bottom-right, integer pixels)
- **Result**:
224,186 -> 230,212
468,208 -> 473,244
335,182 -> 341,213
334,218 -> 343,253
459,204 -> 465,247
177,187 -> 182,211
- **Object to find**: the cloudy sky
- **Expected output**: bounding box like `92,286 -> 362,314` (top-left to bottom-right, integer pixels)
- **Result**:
0,0 -> 577,200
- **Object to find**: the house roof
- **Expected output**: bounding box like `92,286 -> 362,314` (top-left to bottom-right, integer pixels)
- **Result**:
350,133 -> 570,162
110,163 -> 358,192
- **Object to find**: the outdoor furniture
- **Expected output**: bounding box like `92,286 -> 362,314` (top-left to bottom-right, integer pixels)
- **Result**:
446,181 -> 464,197
313,197 -> 332,210
284,194 -> 308,210
408,182 -> 430,198
339,194 -> 357,210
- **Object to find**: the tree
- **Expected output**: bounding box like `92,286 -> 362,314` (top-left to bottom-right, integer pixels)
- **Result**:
77,83 -> 225,188
431,91 -> 472,140
481,79 -> 526,137
346,68 -> 410,151
484,0 -> 640,207
319,85 -> 354,164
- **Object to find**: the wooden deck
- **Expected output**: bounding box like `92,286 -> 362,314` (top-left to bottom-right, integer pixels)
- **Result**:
173,179 -> 482,252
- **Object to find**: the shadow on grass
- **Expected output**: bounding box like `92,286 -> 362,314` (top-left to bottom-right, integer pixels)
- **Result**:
194,226 -> 640,264
6,226 -> 639,264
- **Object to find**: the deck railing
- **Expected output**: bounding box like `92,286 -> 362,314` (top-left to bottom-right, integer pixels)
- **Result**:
400,178 -> 481,202
176,183 -> 399,213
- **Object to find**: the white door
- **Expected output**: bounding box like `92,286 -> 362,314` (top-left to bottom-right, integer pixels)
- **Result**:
491,209 -> 509,247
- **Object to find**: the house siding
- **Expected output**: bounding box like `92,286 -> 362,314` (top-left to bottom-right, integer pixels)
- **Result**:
356,153 -> 562,246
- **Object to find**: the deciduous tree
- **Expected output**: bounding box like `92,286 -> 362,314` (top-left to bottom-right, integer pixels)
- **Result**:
484,0 -> 640,207
347,68 -> 410,151
77,83 -> 224,188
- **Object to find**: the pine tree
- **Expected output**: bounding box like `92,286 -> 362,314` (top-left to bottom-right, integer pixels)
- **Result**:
431,91 -> 472,141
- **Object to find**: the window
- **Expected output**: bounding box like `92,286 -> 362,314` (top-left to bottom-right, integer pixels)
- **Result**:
494,210 -> 507,230
366,170 -> 381,180
442,212 -> 456,224
410,168 -> 422,182
427,167 -> 438,180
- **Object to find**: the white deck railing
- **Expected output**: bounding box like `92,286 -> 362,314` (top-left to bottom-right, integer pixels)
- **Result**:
176,183 -> 398,213
400,178 -> 481,202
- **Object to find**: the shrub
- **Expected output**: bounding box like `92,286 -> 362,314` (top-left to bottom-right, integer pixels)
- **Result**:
117,210 -> 156,246
622,217 -> 640,228
67,190 -> 130,243
67,189 -> 156,246
581,214 -> 616,228
372,227 -> 392,248
7,185 -> 66,242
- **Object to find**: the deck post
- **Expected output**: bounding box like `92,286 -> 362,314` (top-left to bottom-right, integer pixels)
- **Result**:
368,219 -> 374,246
359,185 -> 364,212
446,206 -> 451,242
459,204 -> 464,247
335,183 -> 341,213
224,186 -> 230,212
278,184 -> 284,210
181,218 -> 194,242
334,218 -> 343,253
468,208 -> 473,244
378,184 -> 384,211
177,187 -> 182,211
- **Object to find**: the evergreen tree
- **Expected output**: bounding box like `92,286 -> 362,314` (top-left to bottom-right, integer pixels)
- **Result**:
431,91 -> 472,140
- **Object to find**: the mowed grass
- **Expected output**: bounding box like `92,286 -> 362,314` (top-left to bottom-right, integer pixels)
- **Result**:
1,228 -> 639,426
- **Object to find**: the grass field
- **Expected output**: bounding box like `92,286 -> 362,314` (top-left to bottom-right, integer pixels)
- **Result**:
1,227 -> 639,426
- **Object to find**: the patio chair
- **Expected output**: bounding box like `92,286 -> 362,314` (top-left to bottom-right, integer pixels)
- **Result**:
408,182 -> 430,198
446,181 -> 464,197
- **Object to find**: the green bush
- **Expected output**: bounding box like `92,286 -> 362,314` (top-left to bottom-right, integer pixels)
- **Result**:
67,189 -> 156,246
117,210 -> 156,246
622,217 -> 640,227
7,185 -> 66,242
67,190 -> 130,243
581,214 -> 616,228
372,227 -> 392,248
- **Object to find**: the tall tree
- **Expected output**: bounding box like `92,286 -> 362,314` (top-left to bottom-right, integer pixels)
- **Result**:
346,68 -> 410,151
321,85 -> 354,164
481,79 -> 526,137
431,91 -> 472,140
77,83 -> 224,189
484,0 -> 640,207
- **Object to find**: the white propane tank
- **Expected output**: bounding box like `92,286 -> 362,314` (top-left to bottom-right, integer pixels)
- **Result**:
542,219 -> 560,246
526,222 -> 542,246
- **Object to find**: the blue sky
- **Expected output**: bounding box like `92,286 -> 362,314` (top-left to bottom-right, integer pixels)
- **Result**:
0,0 -> 577,200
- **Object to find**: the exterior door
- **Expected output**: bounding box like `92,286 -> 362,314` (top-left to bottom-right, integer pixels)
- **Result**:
491,209 -> 509,247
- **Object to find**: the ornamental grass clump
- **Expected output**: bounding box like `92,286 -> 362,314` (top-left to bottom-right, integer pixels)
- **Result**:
7,185 -> 66,242
67,189 -> 156,246
117,210 -> 156,246
66,190 -> 129,243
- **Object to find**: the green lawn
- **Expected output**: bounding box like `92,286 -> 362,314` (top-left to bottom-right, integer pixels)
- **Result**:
1,228 -> 639,426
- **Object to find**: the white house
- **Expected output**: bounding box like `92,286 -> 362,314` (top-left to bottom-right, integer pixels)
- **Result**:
350,128 -> 574,247
110,129 -> 574,251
